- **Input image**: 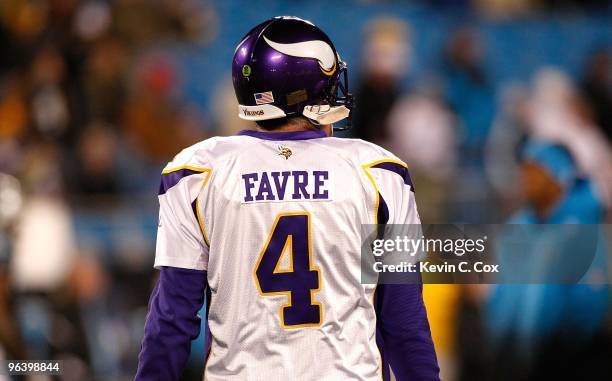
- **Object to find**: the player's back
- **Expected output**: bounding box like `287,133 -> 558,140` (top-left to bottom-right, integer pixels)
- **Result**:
137,15 -> 439,381
156,129 -> 410,380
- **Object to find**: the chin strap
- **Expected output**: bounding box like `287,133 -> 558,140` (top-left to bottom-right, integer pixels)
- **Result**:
302,105 -> 350,125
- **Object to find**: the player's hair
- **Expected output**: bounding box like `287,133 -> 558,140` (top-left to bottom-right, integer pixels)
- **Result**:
255,116 -> 317,131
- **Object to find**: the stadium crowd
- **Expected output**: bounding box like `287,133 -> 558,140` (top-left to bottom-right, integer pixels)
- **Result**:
0,1 -> 610,380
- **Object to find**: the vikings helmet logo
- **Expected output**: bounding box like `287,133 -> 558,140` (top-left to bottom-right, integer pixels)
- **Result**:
277,145 -> 292,160
264,36 -> 337,76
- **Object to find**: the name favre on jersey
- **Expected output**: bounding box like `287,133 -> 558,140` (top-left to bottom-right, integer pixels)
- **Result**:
242,170 -> 331,203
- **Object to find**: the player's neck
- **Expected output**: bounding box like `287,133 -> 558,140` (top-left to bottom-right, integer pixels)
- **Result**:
258,124 -> 332,136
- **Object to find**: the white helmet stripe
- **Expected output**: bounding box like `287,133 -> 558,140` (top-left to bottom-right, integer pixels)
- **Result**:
263,36 -> 335,71
237,104 -> 286,121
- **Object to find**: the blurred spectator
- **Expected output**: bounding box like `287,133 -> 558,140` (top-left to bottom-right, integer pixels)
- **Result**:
442,26 -> 495,161
12,196 -> 75,293
0,75 -> 28,143
29,45 -> 70,139
73,1 -> 112,43
387,85 -> 458,223
527,67 -> 612,208
485,83 -> 530,213
114,0 -> 213,46
0,0 -> 49,55
0,174 -> 27,362
10,178 -> 88,375
581,48 -> 612,144
353,17 -> 410,145
122,52 -> 206,163
474,0 -> 533,17
213,76 -> 252,136
440,26 -> 499,223
72,122 -> 120,195
0,174 -> 23,231
82,36 -> 128,125
486,141 -> 610,380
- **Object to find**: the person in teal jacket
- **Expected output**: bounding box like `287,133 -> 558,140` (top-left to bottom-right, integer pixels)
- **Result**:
486,140 -> 609,380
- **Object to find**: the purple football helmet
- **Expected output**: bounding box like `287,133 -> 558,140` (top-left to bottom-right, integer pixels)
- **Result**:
232,16 -> 353,130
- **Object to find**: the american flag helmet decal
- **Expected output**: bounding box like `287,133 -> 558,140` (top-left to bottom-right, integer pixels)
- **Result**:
254,91 -> 274,105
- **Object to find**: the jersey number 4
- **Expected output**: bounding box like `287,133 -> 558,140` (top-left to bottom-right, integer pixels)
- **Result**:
254,212 -> 323,329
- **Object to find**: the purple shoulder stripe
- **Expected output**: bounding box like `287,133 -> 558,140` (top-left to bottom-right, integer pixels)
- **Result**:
378,193 -> 390,226
371,162 -> 415,192
159,168 -> 206,195
191,199 -> 198,220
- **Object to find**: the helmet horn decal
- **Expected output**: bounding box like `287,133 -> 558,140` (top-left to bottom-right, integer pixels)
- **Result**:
263,36 -> 336,74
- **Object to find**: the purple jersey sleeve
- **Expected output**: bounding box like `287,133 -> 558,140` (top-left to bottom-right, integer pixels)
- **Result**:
374,283 -> 440,381
135,266 -> 207,381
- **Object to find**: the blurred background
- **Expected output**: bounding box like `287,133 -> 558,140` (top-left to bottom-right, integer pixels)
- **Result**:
0,0 -> 611,380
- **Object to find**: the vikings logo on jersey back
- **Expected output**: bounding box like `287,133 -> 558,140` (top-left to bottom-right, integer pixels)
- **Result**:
242,170 -> 331,203
277,145 -> 292,159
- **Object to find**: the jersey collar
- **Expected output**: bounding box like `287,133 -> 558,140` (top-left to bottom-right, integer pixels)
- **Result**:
238,129 -> 327,141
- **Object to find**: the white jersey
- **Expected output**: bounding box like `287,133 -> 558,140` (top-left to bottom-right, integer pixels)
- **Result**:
154,129 -> 420,381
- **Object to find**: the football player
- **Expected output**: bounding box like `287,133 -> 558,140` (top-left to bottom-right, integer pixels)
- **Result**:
136,16 -> 439,381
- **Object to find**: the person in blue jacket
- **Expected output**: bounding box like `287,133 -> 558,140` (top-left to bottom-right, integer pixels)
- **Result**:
486,140 -> 609,380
